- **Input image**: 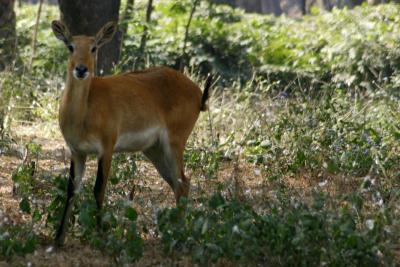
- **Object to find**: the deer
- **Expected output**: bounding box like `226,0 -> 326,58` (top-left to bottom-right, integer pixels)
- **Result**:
51,20 -> 212,246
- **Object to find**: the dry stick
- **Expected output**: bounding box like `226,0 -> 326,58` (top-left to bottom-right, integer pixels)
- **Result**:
136,0 -> 153,70
207,108 -> 218,151
28,0 -> 43,71
178,0 -> 201,72
206,75 -> 220,150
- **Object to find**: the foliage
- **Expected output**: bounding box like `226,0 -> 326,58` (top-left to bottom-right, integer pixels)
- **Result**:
158,191 -> 394,266
119,2 -> 400,88
240,88 -> 400,179
184,146 -> 221,179
0,218 -> 38,259
76,192 -> 143,263
0,143 -> 42,259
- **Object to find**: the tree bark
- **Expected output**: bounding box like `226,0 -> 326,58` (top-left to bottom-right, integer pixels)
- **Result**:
260,0 -> 282,15
0,0 -> 17,71
320,0 -> 333,10
300,0 -> 307,14
236,0 -> 262,13
209,0 -> 236,6
58,0 -> 121,75
120,0 -> 134,43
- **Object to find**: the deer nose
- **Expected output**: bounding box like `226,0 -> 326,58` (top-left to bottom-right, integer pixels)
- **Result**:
74,65 -> 88,78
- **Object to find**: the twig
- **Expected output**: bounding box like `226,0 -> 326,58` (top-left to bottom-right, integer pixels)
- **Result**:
207,108 -> 217,149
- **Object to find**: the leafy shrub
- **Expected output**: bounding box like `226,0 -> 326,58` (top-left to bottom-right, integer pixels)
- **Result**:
158,192 -> 394,266
184,147 -> 221,179
242,88 -> 400,179
0,143 -> 42,259
0,220 -> 38,259
77,195 -> 143,264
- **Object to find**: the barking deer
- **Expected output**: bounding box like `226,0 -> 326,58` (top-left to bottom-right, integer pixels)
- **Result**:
51,20 -> 212,246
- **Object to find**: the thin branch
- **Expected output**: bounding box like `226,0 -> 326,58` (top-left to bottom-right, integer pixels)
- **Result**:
28,0 -> 44,71
178,0 -> 201,72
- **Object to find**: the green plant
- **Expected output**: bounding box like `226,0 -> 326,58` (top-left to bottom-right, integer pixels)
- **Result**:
0,219 -> 38,259
77,194 -> 143,263
0,143 -> 44,259
184,147 -> 221,179
158,191 -> 395,266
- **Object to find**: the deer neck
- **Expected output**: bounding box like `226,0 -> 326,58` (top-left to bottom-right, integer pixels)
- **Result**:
59,71 -> 91,134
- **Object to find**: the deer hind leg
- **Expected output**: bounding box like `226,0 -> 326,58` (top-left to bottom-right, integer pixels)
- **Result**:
143,136 -> 188,203
55,153 -> 86,246
173,146 -> 190,200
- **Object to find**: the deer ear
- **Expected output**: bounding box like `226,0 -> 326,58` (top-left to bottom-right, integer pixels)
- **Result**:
51,20 -> 71,44
95,21 -> 117,48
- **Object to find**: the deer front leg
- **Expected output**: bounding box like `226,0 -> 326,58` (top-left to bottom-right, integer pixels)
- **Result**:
55,153 -> 86,246
93,150 -> 112,226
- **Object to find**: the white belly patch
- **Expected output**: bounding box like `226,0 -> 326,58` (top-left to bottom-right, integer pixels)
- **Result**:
67,139 -> 103,155
114,127 -> 162,152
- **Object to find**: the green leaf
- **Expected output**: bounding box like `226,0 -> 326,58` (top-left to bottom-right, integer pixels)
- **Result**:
209,193 -> 225,209
32,210 -> 42,222
19,197 -> 31,214
80,208 -> 96,229
125,207 -> 138,221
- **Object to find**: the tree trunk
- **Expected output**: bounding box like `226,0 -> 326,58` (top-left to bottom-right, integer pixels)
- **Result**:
236,0 -> 262,13
119,0 -> 134,58
351,0 -> 364,5
120,0 -> 134,42
260,0 -> 282,15
209,0 -> 237,6
300,0 -> 307,14
58,0 -> 121,75
320,0 -> 333,10
0,0 -> 17,71
135,0 -> 153,70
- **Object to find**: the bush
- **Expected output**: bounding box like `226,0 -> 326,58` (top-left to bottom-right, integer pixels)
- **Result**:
158,192 -> 394,266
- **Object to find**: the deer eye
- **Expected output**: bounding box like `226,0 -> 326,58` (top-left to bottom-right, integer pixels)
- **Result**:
91,46 -> 97,53
67,44 -> 74,53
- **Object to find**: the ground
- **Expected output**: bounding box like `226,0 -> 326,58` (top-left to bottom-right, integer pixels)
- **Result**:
0,122 -> 263,267
1,119 -> 398,266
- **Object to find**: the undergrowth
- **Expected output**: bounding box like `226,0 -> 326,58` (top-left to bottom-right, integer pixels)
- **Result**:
158,191 -> 395,266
